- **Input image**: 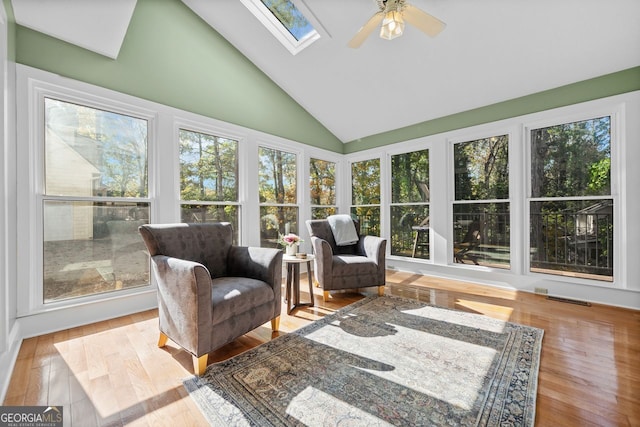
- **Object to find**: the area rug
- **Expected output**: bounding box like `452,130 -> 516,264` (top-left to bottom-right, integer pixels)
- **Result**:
184,295 -> 544,426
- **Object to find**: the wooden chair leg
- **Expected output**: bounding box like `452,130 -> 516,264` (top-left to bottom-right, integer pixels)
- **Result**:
323,290 -> 330,301
378,285 -> 385,296
158,332 -> 168,347
193,354 -> 208,376
271,316 -> 280,331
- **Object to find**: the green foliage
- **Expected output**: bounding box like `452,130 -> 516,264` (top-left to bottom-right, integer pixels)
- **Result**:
391,149 -> 429,203
351,158 -> 380,205
309,158 -> 336,206
179,129 -> 238,202
454,135 -> 509,201
531,116 -> 610,198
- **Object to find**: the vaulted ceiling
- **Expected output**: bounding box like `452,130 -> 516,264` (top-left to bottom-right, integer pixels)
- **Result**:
12,0 -> 640,143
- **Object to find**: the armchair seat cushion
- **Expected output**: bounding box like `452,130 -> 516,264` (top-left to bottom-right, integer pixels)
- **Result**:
332,255 -> 380,277
211,277 -> 275,325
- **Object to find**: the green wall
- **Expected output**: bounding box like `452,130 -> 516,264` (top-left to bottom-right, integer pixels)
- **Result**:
344,66 -> 640,153
9,0 -> 640,155
12,0 -> 344,153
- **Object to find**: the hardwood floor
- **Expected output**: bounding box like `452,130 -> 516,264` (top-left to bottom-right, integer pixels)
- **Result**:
4,270 -> 639,426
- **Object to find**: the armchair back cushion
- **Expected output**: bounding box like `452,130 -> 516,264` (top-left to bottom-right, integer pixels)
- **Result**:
139,222 -> 231,278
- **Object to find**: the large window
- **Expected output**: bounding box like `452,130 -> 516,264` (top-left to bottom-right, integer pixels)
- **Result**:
453,135 -> 510,268
309,158 -> 336,219
529,116 -> 613,281
43,98 -> 149,302
179,128 -> 239,242
259,146 -> 298,247
351,158 -> 380,236
390,149 -> 430,259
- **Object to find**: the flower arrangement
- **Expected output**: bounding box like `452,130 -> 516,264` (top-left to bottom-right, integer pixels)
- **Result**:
278,233 -> 303,247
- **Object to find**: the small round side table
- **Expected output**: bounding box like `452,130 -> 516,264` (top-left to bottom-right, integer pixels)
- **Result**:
283,254 -> 315,314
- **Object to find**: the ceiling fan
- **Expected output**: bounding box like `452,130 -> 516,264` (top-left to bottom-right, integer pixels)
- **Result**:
348,0 -> 446,48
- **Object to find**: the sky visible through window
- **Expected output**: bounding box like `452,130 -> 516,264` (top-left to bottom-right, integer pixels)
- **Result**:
260,0 -> 314,40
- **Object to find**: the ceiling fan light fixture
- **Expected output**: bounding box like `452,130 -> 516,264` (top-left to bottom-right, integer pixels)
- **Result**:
380,11 -> 404,40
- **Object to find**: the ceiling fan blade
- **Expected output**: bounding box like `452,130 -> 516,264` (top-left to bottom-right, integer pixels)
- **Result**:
347,12 -> 384,48
403,4 -> 446,37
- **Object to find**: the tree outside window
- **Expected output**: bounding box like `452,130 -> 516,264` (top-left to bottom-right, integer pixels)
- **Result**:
309,158 -> 337,219
390,149 -> 430,258
529,116 -> 613,281
351,158 -> 380,236
179,129 -> 239,242
453,135 -> 510,268
259,146 -> 298,247
43,98 -> 149,302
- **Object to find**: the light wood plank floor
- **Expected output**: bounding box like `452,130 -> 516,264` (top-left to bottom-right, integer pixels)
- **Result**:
4,271 -> 640,426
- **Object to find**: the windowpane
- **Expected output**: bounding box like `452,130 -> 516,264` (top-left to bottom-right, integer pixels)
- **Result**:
260,206 -> 299,248
391,150 -> 430,203
350,206 -> 380,237
179,129 -> 238,202
45,98 -> 148,198
530,200 -> 613,281
453,203 -> 510,269
260,0 -> 314,41
531,117 -> 610,198
351,159 -> 380,205
453,136 -> 510,267
351,158 -> 380,236
454,135 -> 508,201
311,207 -> 337,220
391,205 -> 429,258
309,158 -> 335,206
259,147 -> 297,204
180,204 -> 239,243
390,149 -> 430,259
529,117 -> 613,281
43,201 -> 149,302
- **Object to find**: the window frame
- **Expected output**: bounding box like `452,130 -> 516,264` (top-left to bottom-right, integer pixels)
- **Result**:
349,156 -> 382,237
239,0 -> 321,55
309,156 -> 338,219
524,107 -> 623,287
388,148 -> 431,260
257,142 -> 301,247
176,122 -> 243,241
17,75 -> 157,315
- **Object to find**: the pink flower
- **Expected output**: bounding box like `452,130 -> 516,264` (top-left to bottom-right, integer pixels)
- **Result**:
279,233 -> 303,246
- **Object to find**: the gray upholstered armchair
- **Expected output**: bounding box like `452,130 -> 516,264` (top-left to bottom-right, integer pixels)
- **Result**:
138,222 -> 282,375
306,219 -> 386,301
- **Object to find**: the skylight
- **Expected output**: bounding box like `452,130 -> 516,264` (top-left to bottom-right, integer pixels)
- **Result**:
240,0 -> 320,55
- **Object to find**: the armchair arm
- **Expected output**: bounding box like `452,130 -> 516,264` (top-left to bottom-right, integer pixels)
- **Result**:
152,255 -> 213,356
310,235 -> 334,289
227,246 -> 283,291
359,235 -> 387,265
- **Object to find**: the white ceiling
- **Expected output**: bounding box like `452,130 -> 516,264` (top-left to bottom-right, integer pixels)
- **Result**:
12,0 -> 137,59
12,0 -> 640,143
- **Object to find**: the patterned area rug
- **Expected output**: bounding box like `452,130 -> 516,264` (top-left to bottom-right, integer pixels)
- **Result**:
184,295 -> 544,426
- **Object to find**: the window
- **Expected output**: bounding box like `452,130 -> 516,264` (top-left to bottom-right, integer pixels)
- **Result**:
240,0 -> 320,55
390,149 -> 430,259
259,146 -> 298,247
453,135 -> 510,268
179,128 -> 239,242
351,158 -> 380,236
529,116 -> 613,281
43,98 -> 149,302
309,158 -> 336,219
